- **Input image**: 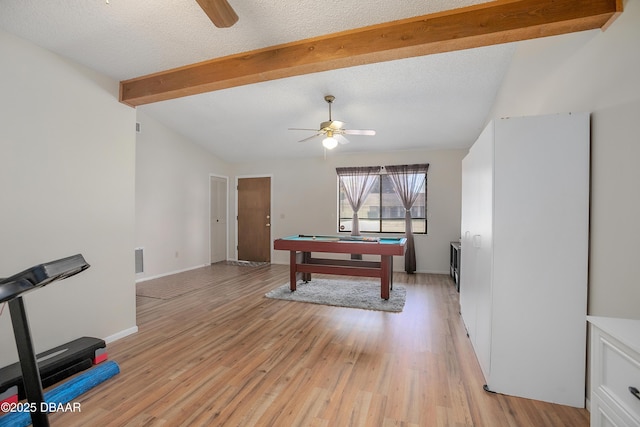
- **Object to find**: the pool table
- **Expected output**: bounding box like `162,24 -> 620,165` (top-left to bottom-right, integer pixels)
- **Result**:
273,235 -> 407,300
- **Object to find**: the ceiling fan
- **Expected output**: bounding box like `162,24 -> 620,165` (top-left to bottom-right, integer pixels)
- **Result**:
196,0 -> 238,28
289,95 -> 376,150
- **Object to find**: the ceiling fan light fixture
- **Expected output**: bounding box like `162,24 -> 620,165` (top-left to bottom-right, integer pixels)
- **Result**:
289,95 -> 375,149
322,136 -> 338,149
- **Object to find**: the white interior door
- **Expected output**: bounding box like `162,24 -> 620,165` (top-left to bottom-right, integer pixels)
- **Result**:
210,176 -> 228,263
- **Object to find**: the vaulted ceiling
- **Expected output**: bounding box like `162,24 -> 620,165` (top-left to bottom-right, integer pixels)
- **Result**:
0,0 -> 620,162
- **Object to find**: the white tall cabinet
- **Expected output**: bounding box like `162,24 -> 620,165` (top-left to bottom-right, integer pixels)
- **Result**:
460,112 -> 590,408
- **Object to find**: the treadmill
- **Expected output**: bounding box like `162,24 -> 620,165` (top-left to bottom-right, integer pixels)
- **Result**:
0,254 -> 90,427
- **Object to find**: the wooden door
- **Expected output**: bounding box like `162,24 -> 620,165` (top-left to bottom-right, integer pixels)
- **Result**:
237,177 -> 271,262
210,176 -> 227,264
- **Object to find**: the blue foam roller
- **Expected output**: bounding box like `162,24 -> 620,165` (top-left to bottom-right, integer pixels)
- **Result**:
0,360 -> 120,427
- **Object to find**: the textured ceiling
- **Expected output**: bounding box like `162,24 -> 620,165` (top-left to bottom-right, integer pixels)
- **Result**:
0,0 -> 517,162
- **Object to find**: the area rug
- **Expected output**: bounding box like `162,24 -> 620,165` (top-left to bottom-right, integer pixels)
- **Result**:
265,279 -> 406,312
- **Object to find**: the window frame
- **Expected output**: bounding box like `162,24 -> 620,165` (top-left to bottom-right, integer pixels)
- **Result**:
337,171 -> 427,235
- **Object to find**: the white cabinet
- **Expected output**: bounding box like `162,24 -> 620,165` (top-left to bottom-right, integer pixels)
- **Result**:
460,113 -> 590,407
588,317 -> 640,427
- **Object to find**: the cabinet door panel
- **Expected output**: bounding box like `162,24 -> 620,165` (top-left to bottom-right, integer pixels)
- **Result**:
460,156 -> 476,339
460,122 -> 494,380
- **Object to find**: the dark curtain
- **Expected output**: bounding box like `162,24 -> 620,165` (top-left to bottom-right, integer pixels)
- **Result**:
336,166 -> 381,259
385,163 -> 429,274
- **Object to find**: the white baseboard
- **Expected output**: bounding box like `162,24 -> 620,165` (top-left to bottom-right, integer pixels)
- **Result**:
135,264 -> 209,283
104,326 -> 138,344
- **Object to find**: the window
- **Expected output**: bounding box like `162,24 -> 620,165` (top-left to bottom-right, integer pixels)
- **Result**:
338,172 -> 427,234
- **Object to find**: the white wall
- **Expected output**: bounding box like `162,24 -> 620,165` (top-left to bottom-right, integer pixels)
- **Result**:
135,111 -> 231,280
0,30 -> 137,365
489,0 -> 640,319
231,149 -> 465,274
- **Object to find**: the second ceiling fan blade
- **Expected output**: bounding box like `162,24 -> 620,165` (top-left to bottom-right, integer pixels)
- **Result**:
196,0 -> 239,28
343,129 -> 376,136
298,133 -> 324,143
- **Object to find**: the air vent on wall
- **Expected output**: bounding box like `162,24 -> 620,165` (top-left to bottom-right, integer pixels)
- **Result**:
134,248 -> 144,274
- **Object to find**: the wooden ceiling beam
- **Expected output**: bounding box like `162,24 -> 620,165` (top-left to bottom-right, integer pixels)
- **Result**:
119,0 -> 622,107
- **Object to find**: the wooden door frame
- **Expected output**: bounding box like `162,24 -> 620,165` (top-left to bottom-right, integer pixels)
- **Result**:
209,173 -> 229,263
235,174 -> 273,262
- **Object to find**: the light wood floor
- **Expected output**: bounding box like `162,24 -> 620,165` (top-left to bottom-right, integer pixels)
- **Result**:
49,263 -> 590,426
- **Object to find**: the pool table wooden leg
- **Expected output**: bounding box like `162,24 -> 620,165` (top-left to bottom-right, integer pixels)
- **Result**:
390,258 -> 394,291
290,251 -> 313,292
289,251 -> 298,292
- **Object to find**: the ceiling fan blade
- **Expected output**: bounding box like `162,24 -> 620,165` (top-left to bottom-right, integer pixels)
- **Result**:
196,0 -> 239,28
297,133 -> 324,143
288,128 -> 321,131
335,134 -> 350,145
343,129 -> 376,136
